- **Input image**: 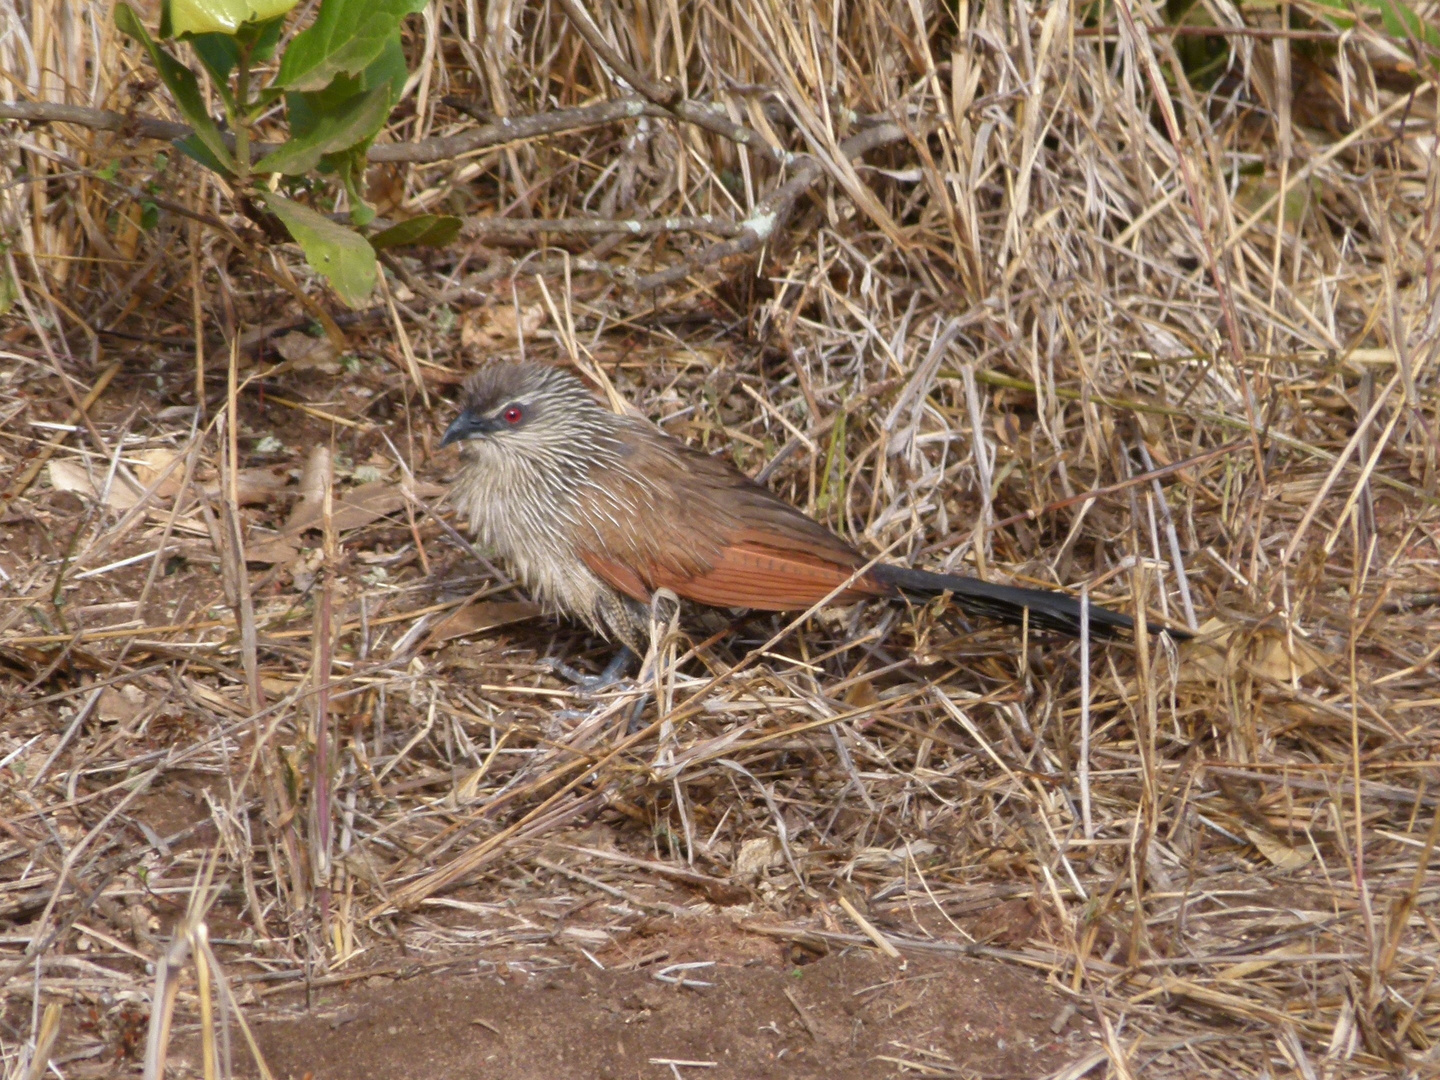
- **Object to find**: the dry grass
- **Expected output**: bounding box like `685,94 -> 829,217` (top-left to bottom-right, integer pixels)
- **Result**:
2,0 -> 1439,1077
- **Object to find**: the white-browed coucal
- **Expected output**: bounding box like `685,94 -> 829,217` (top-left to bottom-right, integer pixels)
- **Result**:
441,363 -> 1184,656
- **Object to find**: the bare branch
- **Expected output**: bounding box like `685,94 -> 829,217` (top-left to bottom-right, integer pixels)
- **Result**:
550,0 -> 786,164
3,99 -> 927,294
0,100 -> 191,142
372,97 -> 660,163
464,215 -> 745,240
1,96 -> 786,167
628,121 -> 916,292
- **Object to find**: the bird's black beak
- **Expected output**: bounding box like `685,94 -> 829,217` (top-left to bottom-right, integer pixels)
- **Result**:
441,410 -> 492,447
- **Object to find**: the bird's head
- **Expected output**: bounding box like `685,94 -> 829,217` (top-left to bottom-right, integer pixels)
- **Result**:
441,363 -> 616,465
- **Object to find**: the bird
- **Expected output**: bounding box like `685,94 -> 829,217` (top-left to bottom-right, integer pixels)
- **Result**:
440,362 -> 1185,665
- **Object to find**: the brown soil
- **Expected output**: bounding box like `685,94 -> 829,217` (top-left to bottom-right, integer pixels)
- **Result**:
231,926 -> 1085,1080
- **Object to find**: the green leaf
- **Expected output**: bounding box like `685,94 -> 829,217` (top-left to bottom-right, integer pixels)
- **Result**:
275,0 -> 427,93
173,133 -> 232,174
0,261 -> 16,318
286,35 -> 405,142
254,83 -> 392,175
285,77 -> 357,141
184,34 -> 239,114
338,155 -> 377,226
1309,0 -> 1440,61
273,36 -> 405,216
163,0 -> 296,37
115,3 -> 236,174
1368,0 -> 1440,56
260,191 -> 377,307
1306,0 -> 1359,27
188,32 -> 239,80
244,12 -> 287,59
359,33 -> 409,103
369,214 -> 461,250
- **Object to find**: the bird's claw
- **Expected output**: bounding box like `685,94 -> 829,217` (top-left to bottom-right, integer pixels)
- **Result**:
545,648 -> 636,694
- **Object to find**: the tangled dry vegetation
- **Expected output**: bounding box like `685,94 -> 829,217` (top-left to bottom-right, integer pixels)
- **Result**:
2,0 -> 1439,1076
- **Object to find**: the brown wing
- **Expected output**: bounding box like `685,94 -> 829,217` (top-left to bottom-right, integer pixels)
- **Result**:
573,419 -> 890,611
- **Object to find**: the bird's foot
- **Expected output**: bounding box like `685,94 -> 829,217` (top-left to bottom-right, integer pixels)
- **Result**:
546,648 -> 636,694
553,689 -> 651,732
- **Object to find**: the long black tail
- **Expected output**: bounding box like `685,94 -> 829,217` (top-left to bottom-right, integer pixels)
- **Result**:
872,564 -> 1189,641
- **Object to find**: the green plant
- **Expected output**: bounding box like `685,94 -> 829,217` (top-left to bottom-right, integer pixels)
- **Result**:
1308,0 -> 1440,68
115,0 -> 460,307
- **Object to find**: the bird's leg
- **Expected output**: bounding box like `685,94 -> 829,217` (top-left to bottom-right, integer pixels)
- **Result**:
551,592 -> 669,712
547,646 -> 636,693
593,647 -> 637,687
548,592 -> 649,692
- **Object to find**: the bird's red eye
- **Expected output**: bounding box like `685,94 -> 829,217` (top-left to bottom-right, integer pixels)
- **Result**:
503,405 -> 523,424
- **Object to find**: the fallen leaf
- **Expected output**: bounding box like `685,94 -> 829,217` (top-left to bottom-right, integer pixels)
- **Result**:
48,459 -> 98,497
1183,618 -> 1328,684
1216,944 -> 1314,982
733,836 -> 783,880
246,460 -> 441,564
243,534 -> 300,566
846,841 -> 938,872
1248,634 -> 1327,682
184,680 -> 248,718
843,678 -> 877,708
289,547 -> 325,593
283,445 -> 333,533
423,600 -> 541,649
261,675 -> 301,696
285,479 -> 445,536
273,330 -> 341,372
48,459 -> 142,510
129,448 -> 186,498
1244,827 -> 1313,871
460,303 -> 544,349
200,464 -> 293,505
97,684 -> 147,723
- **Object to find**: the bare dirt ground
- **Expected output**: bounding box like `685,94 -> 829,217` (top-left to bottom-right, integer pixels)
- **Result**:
238,927 -> 1083,1080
